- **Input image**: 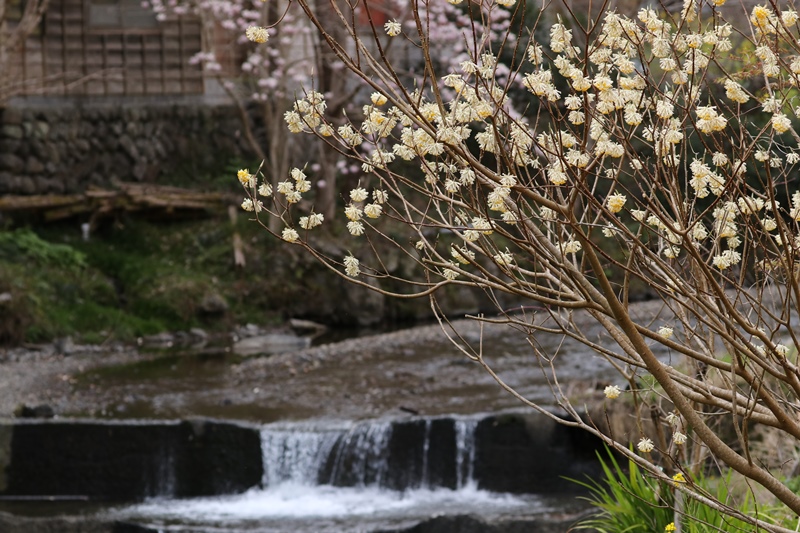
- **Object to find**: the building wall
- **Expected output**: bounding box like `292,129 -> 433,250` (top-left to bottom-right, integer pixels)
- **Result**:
0,96 -> 252,195
11,0 -> 203,97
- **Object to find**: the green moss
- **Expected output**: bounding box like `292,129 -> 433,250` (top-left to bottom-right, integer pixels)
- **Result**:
0,211 -> 315,346
0,228 -> 86,269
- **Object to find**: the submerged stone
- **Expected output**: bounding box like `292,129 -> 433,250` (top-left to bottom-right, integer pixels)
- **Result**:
232,333 -> 311,355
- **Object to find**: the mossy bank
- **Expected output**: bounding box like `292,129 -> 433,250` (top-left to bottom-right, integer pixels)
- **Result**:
0,215 -> 501,346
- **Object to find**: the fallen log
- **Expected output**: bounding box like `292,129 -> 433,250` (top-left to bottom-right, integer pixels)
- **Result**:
0,183 -> 234,222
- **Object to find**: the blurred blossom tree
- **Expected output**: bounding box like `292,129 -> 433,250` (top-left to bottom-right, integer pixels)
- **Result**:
0,0 -> 49,104
147,0 -> 513,225
237,0 -> 800,528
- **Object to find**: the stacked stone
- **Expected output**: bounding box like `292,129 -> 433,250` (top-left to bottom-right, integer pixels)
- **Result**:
0,100 -> 249,195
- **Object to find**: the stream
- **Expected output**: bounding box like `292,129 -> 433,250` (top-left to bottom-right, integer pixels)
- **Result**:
109,417 -> 587,532
0,311 -> 678,531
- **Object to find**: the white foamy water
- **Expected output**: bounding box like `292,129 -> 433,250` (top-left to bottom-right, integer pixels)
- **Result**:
115,484 -> 549,533
126,483 -> 532,520
109,417 -> 572,531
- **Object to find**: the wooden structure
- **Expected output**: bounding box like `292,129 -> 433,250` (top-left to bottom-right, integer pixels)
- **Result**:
10,0 -> 204,96
0,182 -> 233,220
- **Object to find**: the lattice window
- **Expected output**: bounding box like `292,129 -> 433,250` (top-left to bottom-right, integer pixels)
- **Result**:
87,0 -> 158,29
15,0 -> 203,96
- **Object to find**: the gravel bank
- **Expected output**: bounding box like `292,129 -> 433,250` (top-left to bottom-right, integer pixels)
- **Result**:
0,343 -> 141,418
0,299 -> 675,422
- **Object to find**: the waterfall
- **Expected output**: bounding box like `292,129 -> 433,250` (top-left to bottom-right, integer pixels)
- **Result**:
121,416 -> 536,529
326,420 -> 392,487
261,426 -> 342,486
454,419 -> 478,489
259,417 -> 480,491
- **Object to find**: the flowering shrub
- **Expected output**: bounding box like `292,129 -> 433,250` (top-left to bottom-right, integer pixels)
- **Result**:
238,0 -> 800,527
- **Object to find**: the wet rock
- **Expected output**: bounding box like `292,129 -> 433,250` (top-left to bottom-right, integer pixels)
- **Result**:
189,327 -> 208,343
473,413 -> 605,494
1,108 -> 23,125
172,330 -> 191,345
138,332 -> 174,349
54,336 -> 75,355
199,292 -> 228,315
232,333 -> 311,356
0,153 -> 24,172
118,135 -> 140,160
0,172 -> 11,193
235,323 -> 262,338
0,419 -> 263,500
342,279 -> 385,327
0,511 -> 113,533
132,162 -> 148,181
375,514 -> 583,533
32,121 -> 50,139
16,176 -> 36,194
1,124 -> 23,140
436,285 -> 480,317
288,318 -> 328,336
14,404 -> 55,419
113,523 -> 160,533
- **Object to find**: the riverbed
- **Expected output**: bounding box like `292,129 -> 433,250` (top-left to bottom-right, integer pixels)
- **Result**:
0,300 -> 675,421
0,303 -> 674,532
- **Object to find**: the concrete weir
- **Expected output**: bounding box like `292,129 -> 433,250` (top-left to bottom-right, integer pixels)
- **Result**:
0,419 -> 263,500
0,412 -> 604,532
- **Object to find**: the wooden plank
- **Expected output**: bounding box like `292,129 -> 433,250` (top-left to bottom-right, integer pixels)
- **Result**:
124,53 -> 143,66
60,15 -> 84,24
181,17 -> 201,27
161,25 -> 182,38
104,81 -> 124,94
104,57 -> 124,69
85,34 -> 104,45
23,60 -> 44,74
63,41 -> 84,51
84,56 -> 104,69
84,84 -> 106,95
182,32 -> 201,46
44,59 -> 65,72
64,61 -> 84,73
0,195 -> 86,210
143,35 -> 162,51
162,59 -> 184,70
104,38 -> 124,50
126,84 -> 146,95
144,80 -> 164,94
143,56 -> 164,69
162,47 -> 184,58
43,38 -> 66,51
163,80 -> 183,93
183,81 -> 203,94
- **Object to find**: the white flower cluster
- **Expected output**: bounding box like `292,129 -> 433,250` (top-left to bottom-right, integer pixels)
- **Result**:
240,1 -> 800,291
284,91 -> 328,134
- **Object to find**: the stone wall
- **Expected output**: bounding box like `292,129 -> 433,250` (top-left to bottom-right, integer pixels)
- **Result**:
0,96 -> 251,195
